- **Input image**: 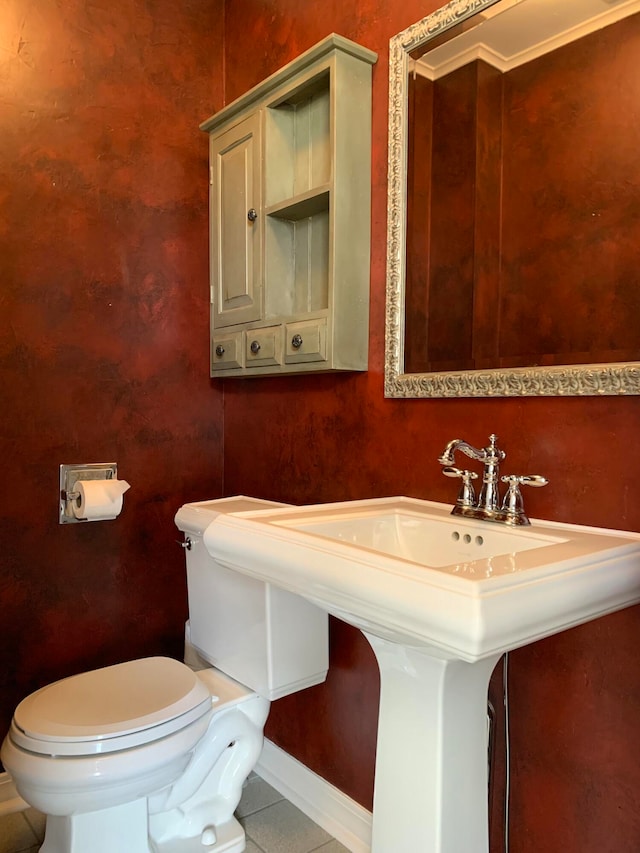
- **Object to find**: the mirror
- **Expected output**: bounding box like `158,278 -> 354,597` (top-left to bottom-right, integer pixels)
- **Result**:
385,0 -> 640,397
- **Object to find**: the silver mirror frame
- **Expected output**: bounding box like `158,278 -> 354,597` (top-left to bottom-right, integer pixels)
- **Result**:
384,0 -> 640,398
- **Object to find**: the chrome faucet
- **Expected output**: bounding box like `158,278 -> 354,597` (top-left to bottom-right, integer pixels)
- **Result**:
438,434 -> 547,526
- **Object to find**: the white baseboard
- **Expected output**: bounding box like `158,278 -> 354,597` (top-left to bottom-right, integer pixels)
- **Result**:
0,772 -> 29,816
255,739 -> 372,853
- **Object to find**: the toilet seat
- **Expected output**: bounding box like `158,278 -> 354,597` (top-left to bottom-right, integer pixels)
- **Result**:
11,657 -> 211,757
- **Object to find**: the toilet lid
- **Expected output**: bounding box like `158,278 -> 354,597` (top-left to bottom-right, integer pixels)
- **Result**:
14,657 -> 211,751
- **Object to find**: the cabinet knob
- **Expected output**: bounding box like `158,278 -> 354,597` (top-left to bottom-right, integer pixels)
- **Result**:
291,334 -> 303,349
247,208 -> 258,222
250,340 -> 261,354
214,344 -> 225,357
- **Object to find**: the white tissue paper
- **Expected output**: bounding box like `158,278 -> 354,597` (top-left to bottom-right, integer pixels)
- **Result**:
72,479 -> 131,522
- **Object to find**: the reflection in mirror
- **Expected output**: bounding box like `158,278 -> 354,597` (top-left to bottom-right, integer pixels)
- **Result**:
385,0 -> 640,396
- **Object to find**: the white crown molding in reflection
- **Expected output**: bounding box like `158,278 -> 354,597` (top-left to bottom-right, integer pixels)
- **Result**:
412,0 -> 639,80
384,0 -> 640,398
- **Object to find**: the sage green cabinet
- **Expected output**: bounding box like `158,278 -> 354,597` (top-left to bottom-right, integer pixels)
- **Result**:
201,34 -> 377,378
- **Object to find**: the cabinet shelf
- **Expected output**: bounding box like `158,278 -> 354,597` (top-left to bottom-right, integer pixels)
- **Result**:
266,187 -> 330,221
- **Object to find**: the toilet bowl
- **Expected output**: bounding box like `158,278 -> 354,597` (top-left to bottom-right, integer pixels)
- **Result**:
2,657 -> 269,853
1,497 -> 329,853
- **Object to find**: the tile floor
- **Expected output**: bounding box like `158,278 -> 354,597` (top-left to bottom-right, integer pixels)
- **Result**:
0,774 -> 349,853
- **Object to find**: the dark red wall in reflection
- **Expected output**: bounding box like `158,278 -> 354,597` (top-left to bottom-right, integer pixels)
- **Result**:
406,14 -> 640,373
0,0 -> 225,744
222,1 -> 640,851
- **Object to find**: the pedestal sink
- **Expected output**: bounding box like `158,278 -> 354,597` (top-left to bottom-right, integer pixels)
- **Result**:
203,497 -> 640,852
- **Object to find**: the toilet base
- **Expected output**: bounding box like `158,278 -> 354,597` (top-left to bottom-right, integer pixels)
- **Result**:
41,798 -> 152,853
40,807 -> 245,853
152,816 -> 245,853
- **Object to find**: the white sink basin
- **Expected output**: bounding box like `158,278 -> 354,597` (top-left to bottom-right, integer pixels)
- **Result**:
204,496 -> 640,661
289,504 -> 555,568
203,496 -> 640,853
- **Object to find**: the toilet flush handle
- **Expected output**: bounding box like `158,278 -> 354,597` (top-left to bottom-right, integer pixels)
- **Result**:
177,537 -> 193,550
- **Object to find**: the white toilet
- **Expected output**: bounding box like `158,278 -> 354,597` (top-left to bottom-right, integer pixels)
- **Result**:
1,497 -> 329,853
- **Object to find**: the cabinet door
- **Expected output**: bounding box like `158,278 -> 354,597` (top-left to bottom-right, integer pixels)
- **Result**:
210,114 -> 263,328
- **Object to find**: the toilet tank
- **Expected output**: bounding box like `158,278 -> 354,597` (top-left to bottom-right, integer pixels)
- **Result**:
175,496 -> 329,701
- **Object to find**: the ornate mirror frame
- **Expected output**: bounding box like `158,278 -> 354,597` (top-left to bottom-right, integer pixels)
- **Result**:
384,0 -> 640,398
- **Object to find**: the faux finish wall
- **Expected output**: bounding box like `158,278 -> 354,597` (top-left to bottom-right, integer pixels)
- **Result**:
221,1 -> 640,851
0,0 -> 224,747
3,1 -> 640,850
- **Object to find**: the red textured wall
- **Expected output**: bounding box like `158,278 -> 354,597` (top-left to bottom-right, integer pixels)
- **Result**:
221,1 -> 640,851
0,0 -> 225,743
3,1 -> 640,851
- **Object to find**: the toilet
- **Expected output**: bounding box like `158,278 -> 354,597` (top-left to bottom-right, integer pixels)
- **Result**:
1,497 -> 329,853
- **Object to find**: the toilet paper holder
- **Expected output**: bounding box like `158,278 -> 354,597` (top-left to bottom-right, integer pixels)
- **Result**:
59,463 -> 118,524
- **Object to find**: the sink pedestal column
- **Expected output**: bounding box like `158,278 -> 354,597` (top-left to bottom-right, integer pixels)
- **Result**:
364,634 -> 501,853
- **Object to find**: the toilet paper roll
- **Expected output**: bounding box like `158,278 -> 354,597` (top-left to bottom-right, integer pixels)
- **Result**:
72,479 -> 131,522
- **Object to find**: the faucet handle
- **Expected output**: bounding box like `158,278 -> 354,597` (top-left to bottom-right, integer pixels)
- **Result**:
500,474 -> 548,525
500,474 -> 548,489
517,475 -> 548,488
443,466 -> 478,509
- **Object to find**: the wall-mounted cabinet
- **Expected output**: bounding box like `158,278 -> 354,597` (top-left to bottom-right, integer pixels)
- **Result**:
201,35 -> 377,378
